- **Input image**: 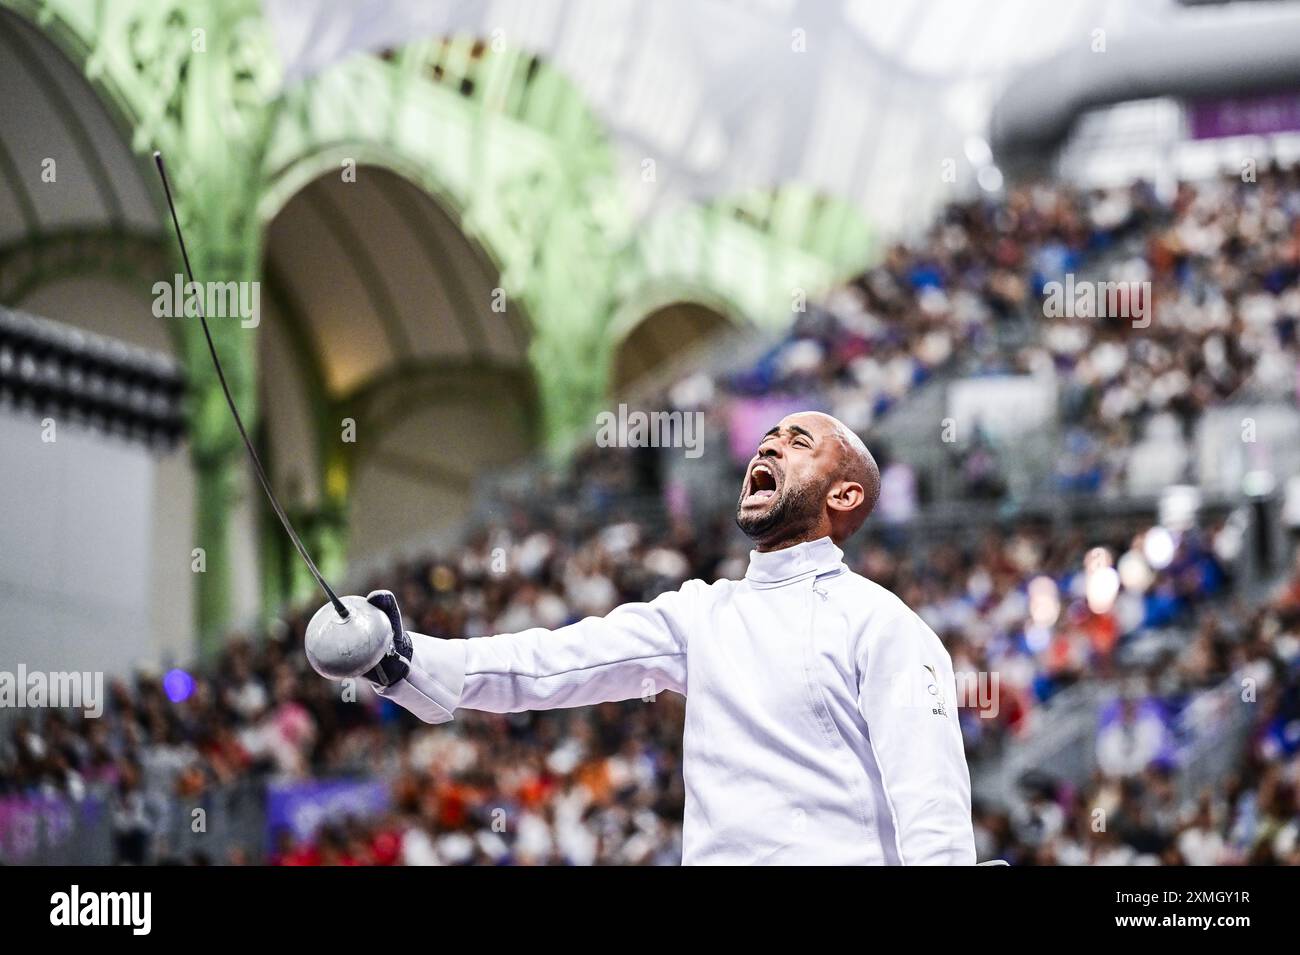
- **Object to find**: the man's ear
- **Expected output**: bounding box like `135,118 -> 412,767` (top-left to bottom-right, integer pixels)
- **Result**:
827,480 -> 865,514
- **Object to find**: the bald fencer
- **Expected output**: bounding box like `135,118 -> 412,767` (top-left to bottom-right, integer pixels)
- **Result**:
306,411 -> 977,865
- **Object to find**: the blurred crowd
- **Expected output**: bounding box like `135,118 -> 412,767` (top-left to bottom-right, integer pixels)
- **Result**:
5,164 -> 1300,866
2,492 -> 1273,865
709,177 -> 1097,432
977,554 -> 1300,866
1040,168 -> 1300,495
669,164 -> 1300,501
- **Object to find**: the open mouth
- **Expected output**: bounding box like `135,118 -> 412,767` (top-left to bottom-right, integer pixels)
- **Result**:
741,463 -> 779,507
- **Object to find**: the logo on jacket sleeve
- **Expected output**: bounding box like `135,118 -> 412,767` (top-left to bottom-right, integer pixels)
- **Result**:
922,665 -> 948,717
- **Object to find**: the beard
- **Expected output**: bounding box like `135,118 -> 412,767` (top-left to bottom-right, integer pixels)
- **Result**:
735,475 -> 825,544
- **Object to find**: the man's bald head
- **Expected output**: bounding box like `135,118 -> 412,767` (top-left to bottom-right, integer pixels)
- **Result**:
736,410 -> 881,550
821,414 -> 881,539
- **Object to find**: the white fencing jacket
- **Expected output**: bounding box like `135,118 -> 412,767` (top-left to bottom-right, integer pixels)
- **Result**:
377,536 -> 976,865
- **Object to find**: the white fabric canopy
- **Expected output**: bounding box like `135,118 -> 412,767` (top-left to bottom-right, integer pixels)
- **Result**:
261,0 -> 1160,233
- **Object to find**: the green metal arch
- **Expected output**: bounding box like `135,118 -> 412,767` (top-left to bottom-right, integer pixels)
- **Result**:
260,43 -> 625,299
600,184 -> 874,397
258,151 -> 543,477
259,143 -> 537,346
257,41 -> 631,450
606,279 -> 752,352
340,356 -> 540,448
1,1 -> 153,164
0,228 -> 176,352
0,2 -> 177,279
0,0 -> 883,642
615,183 -> 874,335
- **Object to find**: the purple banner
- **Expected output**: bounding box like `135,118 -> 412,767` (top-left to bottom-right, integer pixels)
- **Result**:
0,793 -> 102,863
266,778 -> 390,847
1188,92 -> 1300,140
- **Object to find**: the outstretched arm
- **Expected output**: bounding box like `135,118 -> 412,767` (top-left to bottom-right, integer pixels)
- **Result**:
342,584 -> 698,724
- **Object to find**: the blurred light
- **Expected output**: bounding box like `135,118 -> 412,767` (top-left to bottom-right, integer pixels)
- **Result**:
1214,515 -> 1246,563
431,564 -> 456,592
325,459 -> 349,500
1277,633 -> 1300,664
1283,476 -> 1300,528
1143,527 -> 1176,570
1117,549 -> 1154,592
1083,546 -> 1113,572
1027,575 -> 1060,628
964,135 -> 993,166
977,165 -> 1004,192
163,668 -> 195,703
1086,566 -> 1121,615
1243,469 -> 1276,498
1158,484 -> 1200,531
1024,623 -> 1052,654
1115,591 -> 1145,633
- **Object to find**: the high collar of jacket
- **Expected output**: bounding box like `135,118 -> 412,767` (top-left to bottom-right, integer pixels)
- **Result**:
745,536 -> 845,586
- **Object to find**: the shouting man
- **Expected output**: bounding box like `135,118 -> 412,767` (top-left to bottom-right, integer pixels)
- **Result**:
307,411 -> 976,865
